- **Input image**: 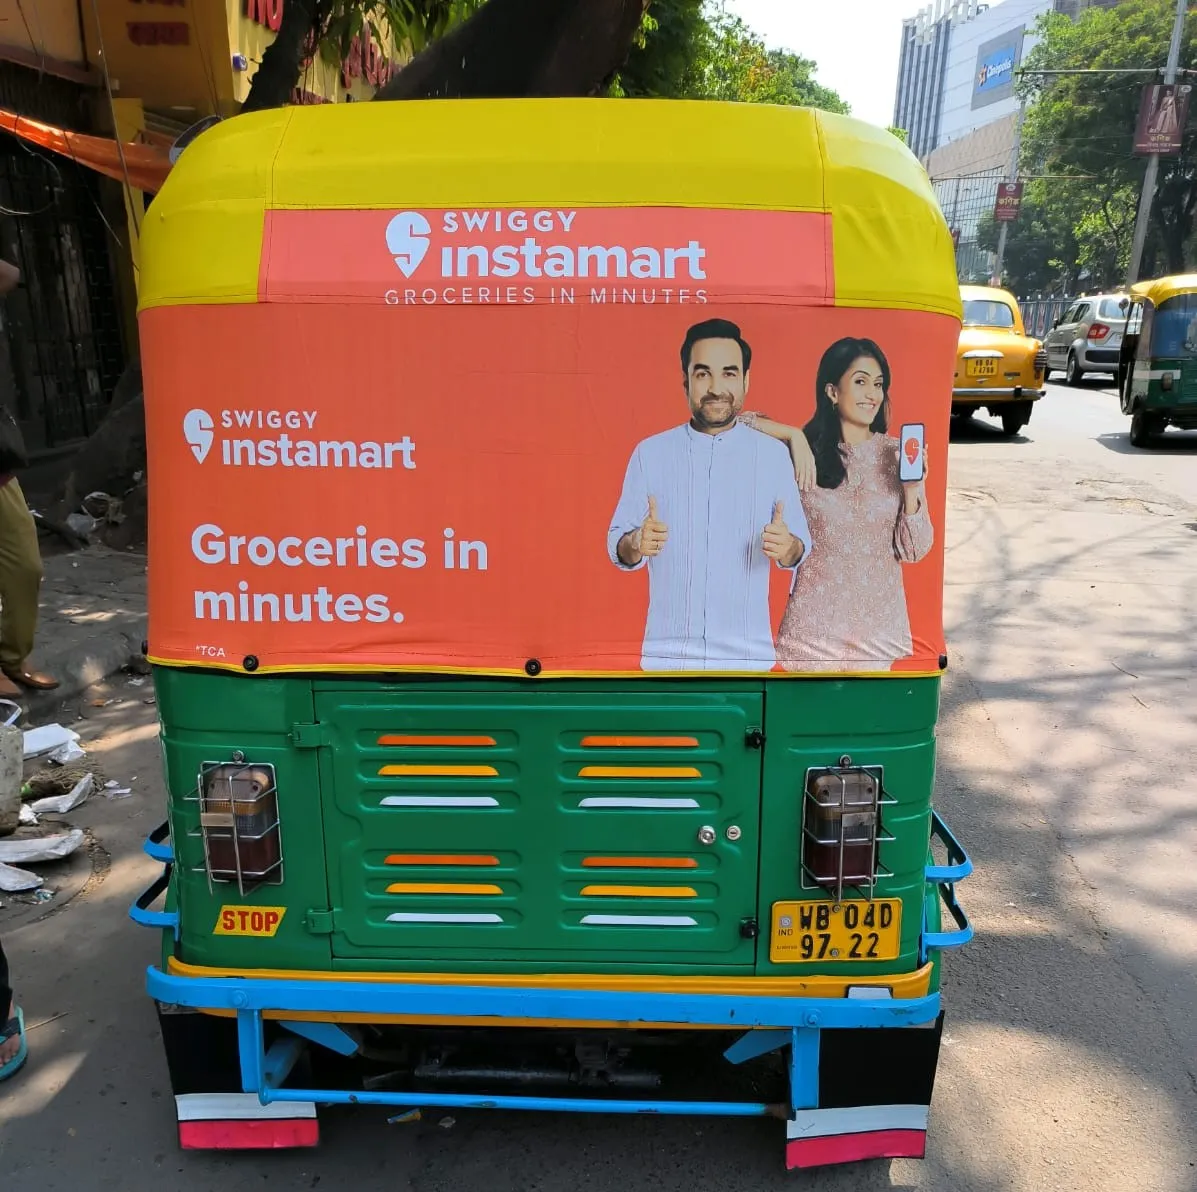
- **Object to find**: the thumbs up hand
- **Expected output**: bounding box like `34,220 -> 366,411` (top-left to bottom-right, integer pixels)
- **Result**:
633,495 -> 669,559
762,500 -> 803,565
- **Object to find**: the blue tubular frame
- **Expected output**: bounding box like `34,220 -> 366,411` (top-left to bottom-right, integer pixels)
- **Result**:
133,813 -> 973,1120
145,965 -> 940,1116
921,812 -> 975,962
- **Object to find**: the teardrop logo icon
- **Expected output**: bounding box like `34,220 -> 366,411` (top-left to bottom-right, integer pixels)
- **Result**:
386,211 -> 432,278
183,408 -> 214,463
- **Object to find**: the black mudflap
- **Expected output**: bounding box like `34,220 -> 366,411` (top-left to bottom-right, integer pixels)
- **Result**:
155,1005 -> 321,1150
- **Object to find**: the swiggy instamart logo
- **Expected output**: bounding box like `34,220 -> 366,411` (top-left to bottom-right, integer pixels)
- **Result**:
383,209 -> 708,282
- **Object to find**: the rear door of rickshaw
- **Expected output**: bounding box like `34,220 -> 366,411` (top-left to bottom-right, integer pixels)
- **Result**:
313,683 -> 765,964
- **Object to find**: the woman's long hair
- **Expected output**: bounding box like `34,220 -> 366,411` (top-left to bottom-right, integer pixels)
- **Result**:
804,338 -> 891,489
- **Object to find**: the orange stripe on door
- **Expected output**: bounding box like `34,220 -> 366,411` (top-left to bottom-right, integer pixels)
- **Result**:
581,736 -> 699,748
580,885 -> 698,898
582,857 -> 699,869
577,766 -> 701,779
379,764 -> 498,777
378,735 -> 497,747
385,854 -> 501,867
385,882 -> 503,895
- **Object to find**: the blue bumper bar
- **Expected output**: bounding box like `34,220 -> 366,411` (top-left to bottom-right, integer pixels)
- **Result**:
146,965 -> 941,1119
146,964 -> 941,1031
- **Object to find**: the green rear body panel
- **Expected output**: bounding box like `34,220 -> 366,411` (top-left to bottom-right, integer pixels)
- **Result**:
1139,360 -> 1197,416
156,668 -> 940,979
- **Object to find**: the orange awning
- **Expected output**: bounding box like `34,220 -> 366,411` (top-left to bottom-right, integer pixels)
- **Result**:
0,107 -> 172,193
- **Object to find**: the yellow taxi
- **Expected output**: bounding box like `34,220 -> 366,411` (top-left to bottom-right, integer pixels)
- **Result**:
953,284 -> 1047,436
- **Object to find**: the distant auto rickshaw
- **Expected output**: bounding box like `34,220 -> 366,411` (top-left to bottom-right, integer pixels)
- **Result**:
131,98 -> 972,1171
1119,274 -> 1197,447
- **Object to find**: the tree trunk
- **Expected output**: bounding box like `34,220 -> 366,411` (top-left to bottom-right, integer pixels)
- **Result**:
375,0 -> 649,101
52,391 -> 147,545
240,0 -> 322,114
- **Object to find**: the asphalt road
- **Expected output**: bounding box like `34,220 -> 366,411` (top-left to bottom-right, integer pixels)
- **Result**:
1,377 -> 1194,1191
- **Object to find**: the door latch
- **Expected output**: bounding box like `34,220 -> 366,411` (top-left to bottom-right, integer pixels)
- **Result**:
745,728 -> 765,749
739,917 -> 759,940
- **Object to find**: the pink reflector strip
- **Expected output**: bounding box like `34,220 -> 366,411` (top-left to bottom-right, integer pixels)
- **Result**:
785,1128 -> 926,1170
179,1118 -> 319,1150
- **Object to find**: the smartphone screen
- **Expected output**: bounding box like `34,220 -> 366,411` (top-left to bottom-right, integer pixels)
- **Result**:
899,423 -> 925,483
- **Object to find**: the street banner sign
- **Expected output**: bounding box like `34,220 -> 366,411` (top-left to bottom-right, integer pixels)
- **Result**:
1134,83 -> 1192,156
994,182 -> 1023,223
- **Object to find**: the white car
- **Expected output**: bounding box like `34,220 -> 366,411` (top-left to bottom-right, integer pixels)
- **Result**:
1043,293 -> 1130,384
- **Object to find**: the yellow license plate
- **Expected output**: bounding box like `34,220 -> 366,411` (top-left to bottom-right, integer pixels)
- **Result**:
769,899 -> 902,963
966,358 -> 998,378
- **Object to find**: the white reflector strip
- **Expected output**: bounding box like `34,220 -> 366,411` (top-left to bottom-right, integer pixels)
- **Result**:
578,797 -> 700,809
785,1104 -> 929,1140
580,914 -> 698,926
386,912 -> 503,923
380,796 -> 499,807
175,1093 -> 317,1122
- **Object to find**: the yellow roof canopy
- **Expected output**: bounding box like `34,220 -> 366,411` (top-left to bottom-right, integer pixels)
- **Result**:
139,98 -> 962,320
1130,274 -> 1197,306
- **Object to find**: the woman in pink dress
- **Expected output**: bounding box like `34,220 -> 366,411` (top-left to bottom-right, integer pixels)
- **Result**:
739,337 -> 932,672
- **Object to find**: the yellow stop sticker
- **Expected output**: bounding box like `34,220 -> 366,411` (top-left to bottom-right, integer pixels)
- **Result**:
214,906 -> 286,937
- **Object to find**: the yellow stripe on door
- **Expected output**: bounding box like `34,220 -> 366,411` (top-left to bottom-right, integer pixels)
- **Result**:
385,882 -> 504,895
580,885 -> 698,898
581,736 -> 699,748
379,764 -> 498,777
577,766 -> 701,779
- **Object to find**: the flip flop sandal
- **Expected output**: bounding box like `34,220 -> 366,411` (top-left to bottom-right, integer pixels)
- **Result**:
0,1005 -> 27,1082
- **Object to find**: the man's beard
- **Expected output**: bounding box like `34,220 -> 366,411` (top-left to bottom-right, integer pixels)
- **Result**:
693,398 -> 738,429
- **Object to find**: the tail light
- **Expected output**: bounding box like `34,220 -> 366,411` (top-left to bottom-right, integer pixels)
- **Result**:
1088,322 -> 1110,341
1034,349 -> 1047,372
1162,372 -> 1174,391
194,761 -> 283,894
801,758 -> 895,900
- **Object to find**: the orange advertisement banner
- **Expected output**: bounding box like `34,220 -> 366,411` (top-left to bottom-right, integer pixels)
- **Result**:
143,206 -> 954,677
260,207 -> 833,306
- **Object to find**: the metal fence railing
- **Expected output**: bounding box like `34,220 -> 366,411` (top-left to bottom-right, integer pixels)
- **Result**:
1018,296 -> 1073,340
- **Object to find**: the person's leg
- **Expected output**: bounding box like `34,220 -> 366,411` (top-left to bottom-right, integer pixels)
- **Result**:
0,934 -> 19,1069
0,478 -> 56,694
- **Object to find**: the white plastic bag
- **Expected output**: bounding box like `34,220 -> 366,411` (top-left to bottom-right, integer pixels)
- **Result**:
0,860 -> 43,891
22,724 -> 80,760
30,774 -> 94,815
0,829 -> 85,864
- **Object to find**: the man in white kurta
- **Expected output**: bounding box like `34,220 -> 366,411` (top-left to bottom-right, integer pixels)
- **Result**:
608,319 -> 811,671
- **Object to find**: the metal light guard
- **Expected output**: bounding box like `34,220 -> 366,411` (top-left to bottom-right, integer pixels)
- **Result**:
185,760 -> 284,896
800,759 -> 896,902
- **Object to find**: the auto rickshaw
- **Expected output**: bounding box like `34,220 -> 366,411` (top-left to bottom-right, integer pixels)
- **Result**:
130,99 -> 971,1171
1119,274 -> 1197,447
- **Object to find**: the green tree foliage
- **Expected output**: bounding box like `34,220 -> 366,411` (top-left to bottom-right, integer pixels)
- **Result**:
681,7 -> 849,110
1018,0 -> 1197,281
977,191 -> 1081,293
613,0 -> 708,98
246,0 -> 848,115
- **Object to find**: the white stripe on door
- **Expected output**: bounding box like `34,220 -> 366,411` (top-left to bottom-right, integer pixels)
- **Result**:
580,914 -> 698,927
380,795 -> 499,807
578,797 -> 700,809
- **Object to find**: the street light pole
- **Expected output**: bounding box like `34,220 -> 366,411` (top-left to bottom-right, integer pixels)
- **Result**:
1126,0 -> 1188,287
993,94 -> 1028,286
